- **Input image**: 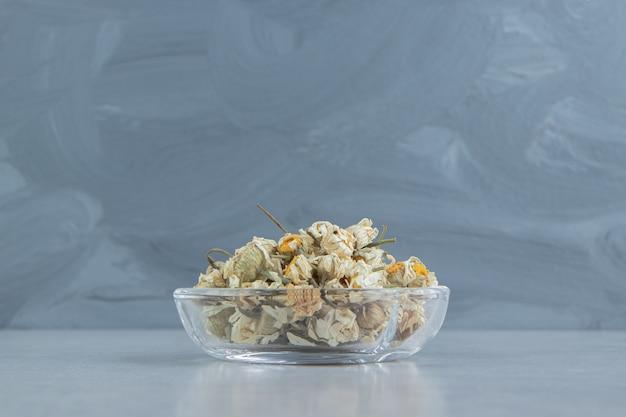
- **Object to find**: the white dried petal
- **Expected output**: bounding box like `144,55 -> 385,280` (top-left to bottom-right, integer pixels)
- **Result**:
308,308 -> 359,347
353,247 -> 386,267
321,259 -> 384,289
346,218 -> 379,249
227,275 -> 240,288
229,311 -> 259,344
203,304 -> 235,339
286,332 -> 316,347
195,269 -> 226,288
314,254 -> 356,285
261,305 -> 294,327
426,271 -> 438,287
351,271 -> 385,288
306,221 -> 336,240
283,254 -> 313,285
320,228 -> 356,258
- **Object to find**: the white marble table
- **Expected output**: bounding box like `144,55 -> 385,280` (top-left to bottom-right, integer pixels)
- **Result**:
1,330 -> 624,417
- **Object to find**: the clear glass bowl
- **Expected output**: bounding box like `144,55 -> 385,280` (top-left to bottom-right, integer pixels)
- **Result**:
174,286 -> 449,364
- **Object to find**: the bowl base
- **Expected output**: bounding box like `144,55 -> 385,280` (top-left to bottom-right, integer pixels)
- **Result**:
203,347 -> 420,365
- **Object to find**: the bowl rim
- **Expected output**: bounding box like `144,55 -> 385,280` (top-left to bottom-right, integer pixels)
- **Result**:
173,285 -> 449,299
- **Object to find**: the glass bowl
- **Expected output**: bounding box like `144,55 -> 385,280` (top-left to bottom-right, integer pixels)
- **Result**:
174,286 -> 449,364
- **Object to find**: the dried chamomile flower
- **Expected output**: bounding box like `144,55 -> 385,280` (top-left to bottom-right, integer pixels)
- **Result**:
277,233 -> 314,257
356,302 -> 389,332
223,237 -> 281,283
357,302 -> 391,343
405,257 -> 439,287
352,247 -> 386,267
307,221 -> 356,258
194,208 -> 446,348
407,257 -> 438,288
314,253 -> 350,285
346,260 -> 385,289
229,310 -> 281,345
283,254 -> 313,285
308,307 -> 360,347
396,299 -> 425,341
322,260 -> 382,290
285,286 -> 322,318
385,256 -> 435,287
385,261 -> 410,286
321,228 -> 356,259
346,218 -> 379,249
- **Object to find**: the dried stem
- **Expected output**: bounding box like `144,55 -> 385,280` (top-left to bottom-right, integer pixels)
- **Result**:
364,237 -> 397,248
206,247 -> 232,268
256,204 -> 289,234
207,248 -> 232,258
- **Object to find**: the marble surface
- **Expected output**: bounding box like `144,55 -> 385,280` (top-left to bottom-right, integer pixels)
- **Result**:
2,0 -> 626,329
1,330 -> 625,417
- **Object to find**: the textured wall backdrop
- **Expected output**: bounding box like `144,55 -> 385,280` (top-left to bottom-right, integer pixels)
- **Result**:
1,0 -> 625,328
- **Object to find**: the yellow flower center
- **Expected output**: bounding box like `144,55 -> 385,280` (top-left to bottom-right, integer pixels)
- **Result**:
410,260 -> 429,276
278,235 -> 302,255
386,262 -> 404,274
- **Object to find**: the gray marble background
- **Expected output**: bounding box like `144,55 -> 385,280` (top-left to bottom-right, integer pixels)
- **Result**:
1,0 -> 625,329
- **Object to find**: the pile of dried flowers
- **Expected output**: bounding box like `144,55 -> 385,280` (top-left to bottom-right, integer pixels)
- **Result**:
193,205 -> 440,347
